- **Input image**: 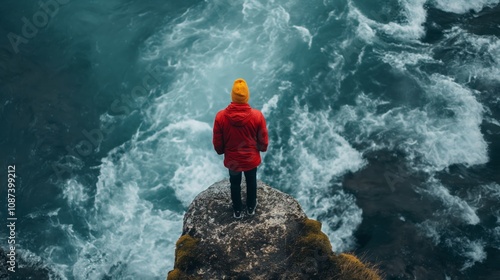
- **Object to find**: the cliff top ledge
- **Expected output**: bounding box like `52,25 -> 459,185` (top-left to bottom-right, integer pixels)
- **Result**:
168,180 -> 381,280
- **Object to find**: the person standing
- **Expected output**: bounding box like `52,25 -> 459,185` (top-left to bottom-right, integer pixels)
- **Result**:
213,78 -> 269,219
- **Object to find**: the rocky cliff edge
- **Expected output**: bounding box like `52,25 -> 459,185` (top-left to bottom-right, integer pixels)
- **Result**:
167,180 -> 381,280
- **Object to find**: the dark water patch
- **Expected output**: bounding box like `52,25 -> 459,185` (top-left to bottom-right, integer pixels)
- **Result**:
342,150 -> 493,279
463,4 -> 500,37
423,7 -> 467,43
424,4 -> 500,44
484,132 -> 500,179
352,0 -> 406,25
467,247 -> 500,280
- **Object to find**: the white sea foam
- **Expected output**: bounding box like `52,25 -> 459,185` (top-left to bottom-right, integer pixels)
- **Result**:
418,75 -> 487,170
356,21 -> 376,43
336,73 -> 487,171
335,0 -> 494,272
349,0 -> 428,41
419,220 -> 487,270
267,98 -> 366,252
141,1 -> 300,126
58,151 -> 187,279
442,27 -> 500,85
17,249 -> 69,280
415,181 -> 500,271
292,25 -> 313,48
62,179 -> 90,214
371,28 -> 492,171
261,94 -> 280,117
481,183 -> 500,198
381,50 -> 438,71
52,1 -> 322,278
446,237 -> 487,270
432,0 -> 500,14
465,183 -> 500,209
422,177 -> 480,225
486,116 -> 500,127
418,220 -> 443,244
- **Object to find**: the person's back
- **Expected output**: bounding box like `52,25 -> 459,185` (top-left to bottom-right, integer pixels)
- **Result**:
213,78 -> 268,219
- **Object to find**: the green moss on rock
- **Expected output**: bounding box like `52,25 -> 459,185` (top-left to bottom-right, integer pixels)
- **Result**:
167,235 -> 201,280
333,253 -> 382,280
295,218 -> 334,259
175,235 -> 199,270
167,268 -> 190,280
291,218 -> 382,280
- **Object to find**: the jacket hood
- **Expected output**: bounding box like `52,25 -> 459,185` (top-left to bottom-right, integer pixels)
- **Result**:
224,102 -> 252,127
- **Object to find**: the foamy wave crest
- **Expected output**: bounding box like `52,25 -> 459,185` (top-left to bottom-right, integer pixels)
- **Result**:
417,74 -> 487,170
335,73 -> 487,171
419,177 -> 480,225
448,238 -> 487,270
431,0 -> 500,14
62,179 -> 91,214
17,249 -> 69,280
261,94 -> 280,117
418,220 -> 487,270
414,181 -> 500,270
141,0 -> 302,120
465,183 -> 500,209
441,27 -> 500,85
381,50 -> 438,71
165,120 -> 226,206
292,25 -> 313,48
480,183 -> 500,199
348,0 -> 428,41
64,153 -> 185,279
266,97 -> 366,252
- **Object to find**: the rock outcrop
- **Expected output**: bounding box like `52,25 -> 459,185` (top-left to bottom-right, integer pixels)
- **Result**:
167,180 -> 381,280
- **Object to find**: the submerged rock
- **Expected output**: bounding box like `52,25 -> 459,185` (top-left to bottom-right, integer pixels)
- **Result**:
167,180 -> 381,280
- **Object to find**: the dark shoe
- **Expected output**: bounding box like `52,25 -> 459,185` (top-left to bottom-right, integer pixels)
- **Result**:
247,201 -> 257,216
233,210 -> 242,219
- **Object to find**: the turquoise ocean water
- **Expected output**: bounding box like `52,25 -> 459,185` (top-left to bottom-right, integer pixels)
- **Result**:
1,0 -> 499,279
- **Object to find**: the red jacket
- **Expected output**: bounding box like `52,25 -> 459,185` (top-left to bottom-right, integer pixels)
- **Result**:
213,102 -> 269,172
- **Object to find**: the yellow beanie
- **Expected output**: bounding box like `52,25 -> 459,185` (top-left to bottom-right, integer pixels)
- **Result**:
231,78 -> 250,104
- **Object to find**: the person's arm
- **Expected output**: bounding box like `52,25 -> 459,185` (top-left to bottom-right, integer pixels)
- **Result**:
213,114 -> 225,155
257,112 -> 268,152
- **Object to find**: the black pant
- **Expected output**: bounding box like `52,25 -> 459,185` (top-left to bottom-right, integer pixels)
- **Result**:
229,167 -> 257,212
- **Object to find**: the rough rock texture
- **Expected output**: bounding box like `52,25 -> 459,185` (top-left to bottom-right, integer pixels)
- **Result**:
167,180 -> 381,280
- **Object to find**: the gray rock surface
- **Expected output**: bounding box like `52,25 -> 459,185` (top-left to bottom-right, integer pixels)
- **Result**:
168,180 -> 381,280
181,180 -> 308,279
183,179 -> 307,241
170,180 -> 323,279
